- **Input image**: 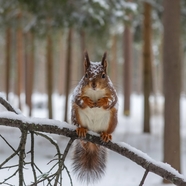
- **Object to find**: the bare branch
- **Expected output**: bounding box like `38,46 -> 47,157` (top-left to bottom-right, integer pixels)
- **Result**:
139,169 -> 149,186
0,169 -> 19,185
18,130 -> 28,186
0,134 -> 17,153
54,138 -> 74,186
0,142 -> 21,168
34,132 -> 62,184
0,117 -> 185,185
0,97 -> 19,114
30,132 -> 37,183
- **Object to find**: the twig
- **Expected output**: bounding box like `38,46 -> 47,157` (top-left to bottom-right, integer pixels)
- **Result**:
29,173 -> 56,186
30,132 -> 37,183
63,165 -> 73,186
0,144 -> 21,168
33,163 -> 43,174
34,132 -> 61,154
1,164 -> 19,169
18,130 -> 28,186
0,169 -> 19,185
0,134 -> 17,153
32,132 -> 62,185
0,97 -> 18,114
54,138 -> 74,186
61,138 -> 74,164
139,169 -> 149,186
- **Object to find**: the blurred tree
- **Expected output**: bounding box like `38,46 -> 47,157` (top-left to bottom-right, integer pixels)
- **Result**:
80,30 -> 86,78
143,2 -> 152,133
57,31 -> 66,95
5,27 -> 11,101
123,1 -> 134,117
180,0 -> 186,94
110,33 -> 118,87
25,31 -> 35,116
46,26 -> 53,119
18,0 -> 70,118
16,12 -> 24,110
123,22 -> 133,116
64,28 -> 73,122
0,0 -> 19,100
163,0 -> 181,181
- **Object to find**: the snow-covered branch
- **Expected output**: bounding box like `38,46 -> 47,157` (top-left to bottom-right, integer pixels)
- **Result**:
0,114 -> 185,185
0,96 -> 186,185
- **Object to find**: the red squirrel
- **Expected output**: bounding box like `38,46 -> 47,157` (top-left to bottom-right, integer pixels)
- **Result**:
71,51 -> 118,183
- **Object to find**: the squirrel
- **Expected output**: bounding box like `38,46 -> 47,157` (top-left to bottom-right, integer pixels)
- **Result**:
71,51 -> 118,183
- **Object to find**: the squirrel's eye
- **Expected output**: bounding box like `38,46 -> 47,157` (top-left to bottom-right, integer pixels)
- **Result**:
102,73 -> 106,78
85,73 -> 88,78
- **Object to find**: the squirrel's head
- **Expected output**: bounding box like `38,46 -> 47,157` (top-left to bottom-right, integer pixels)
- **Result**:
83,51 -> 108,90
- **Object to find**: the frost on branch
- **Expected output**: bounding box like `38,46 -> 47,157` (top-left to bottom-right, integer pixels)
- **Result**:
0,96 -> 186,186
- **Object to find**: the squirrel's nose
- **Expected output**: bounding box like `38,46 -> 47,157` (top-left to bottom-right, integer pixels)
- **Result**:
91,82 -> 97,89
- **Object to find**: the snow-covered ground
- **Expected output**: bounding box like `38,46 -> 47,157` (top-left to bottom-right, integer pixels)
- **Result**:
0,93 -> 185,186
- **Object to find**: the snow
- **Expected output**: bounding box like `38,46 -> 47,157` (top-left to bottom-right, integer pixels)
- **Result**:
117,142 -> 186,181
0,93 -> 186,186
0,111 -> 75,131
89,61 -> 104,80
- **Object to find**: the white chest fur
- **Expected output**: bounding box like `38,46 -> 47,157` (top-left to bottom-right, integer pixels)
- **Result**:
78,88 -> 110,132
78,107 -> 110,132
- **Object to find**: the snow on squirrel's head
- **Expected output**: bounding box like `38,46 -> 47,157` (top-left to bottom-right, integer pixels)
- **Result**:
83,51 -> 109,90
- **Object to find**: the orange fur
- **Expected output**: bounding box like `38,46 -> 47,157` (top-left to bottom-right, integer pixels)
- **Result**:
106,107 -> 118,134
76,127 -> 87,138
96,97 -> 109,109
81,96 -> 95,108
100,132 -> 112,142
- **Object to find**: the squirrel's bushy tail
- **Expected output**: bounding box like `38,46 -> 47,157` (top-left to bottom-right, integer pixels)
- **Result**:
72,140 -> 107,183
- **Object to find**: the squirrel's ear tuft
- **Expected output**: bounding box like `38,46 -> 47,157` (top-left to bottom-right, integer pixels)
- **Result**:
84,51 -> 90,70
101,52 -> 107,69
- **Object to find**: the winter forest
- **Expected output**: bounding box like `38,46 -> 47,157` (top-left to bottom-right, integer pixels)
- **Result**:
0,0 -> 186,185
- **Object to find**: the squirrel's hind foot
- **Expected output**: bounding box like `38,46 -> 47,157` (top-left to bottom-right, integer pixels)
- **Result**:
76,127 -> 87,138
100,132 -> 112,143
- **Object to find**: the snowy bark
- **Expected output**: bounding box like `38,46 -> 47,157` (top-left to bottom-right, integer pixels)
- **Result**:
0,96 -> 185,185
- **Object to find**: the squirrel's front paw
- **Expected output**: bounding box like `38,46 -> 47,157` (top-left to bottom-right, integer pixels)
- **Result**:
100,132 -> 112,143
82,96 -> 95,108
96,98 -> 110,109
76,127 -> 87,138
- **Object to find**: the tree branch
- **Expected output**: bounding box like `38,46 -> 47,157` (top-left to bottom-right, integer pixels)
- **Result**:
0,116 -> 185,185
0,97 -> 19,114
30,132 -> 37,183
19,129 -> 28,186
139,169 -> 149,186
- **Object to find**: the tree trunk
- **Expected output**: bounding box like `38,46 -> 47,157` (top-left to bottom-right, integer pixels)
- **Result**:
163,0 -> 181,183
110,34 -> 117,89
58,32 -> 65,95
143,2 -> 152,133
64,28 -> 73,122
46,31 -> 53,119
123,26 -> 132,116
16,13 -> 24,110
25,32 -> 35,116
80,30 -> 86,78
5,27 -> 11,101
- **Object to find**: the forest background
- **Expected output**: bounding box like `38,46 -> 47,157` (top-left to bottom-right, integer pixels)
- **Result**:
0,0 -> 185,185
